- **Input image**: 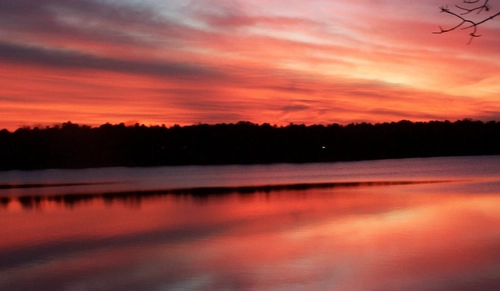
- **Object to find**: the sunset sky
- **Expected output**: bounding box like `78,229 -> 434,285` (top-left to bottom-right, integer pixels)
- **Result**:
1,0 -> 499,130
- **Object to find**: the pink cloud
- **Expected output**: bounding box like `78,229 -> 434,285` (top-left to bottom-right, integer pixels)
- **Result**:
0,0 -> 499,129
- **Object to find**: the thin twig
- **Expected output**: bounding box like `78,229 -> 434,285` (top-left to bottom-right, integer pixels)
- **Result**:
434,0 -> 498,43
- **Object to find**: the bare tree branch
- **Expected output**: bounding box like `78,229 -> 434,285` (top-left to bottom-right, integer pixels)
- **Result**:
434,0 -> 500,44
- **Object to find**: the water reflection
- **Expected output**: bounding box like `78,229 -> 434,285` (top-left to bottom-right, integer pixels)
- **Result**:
1,157 -> 500,290
0,197 -> 9,208
1,178 -> 500,290
2,180 -> 450,210
1,155 -> 499,198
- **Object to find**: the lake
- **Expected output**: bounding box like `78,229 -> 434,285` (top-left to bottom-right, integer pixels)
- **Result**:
1,155 -> 500,291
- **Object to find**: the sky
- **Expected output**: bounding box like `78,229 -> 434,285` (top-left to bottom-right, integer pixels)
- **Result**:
0,0 -> 499,130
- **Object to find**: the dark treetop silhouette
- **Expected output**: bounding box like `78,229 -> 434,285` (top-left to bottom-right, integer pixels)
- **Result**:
1,119 -> 499,170
434,0 -> 500,43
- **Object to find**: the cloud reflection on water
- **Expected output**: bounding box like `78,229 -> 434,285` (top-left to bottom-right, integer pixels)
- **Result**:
1,179 -> 500,290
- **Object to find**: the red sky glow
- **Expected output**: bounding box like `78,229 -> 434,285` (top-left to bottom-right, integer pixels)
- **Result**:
1,0 -> 499,130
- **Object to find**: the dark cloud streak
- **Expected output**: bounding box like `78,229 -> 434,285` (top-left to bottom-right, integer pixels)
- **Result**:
0,0 -> 165,28
0,0 -> 188,49
0,42 -> 221,80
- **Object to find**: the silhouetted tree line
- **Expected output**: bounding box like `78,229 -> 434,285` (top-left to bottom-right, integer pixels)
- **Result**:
0,119 -> 499,170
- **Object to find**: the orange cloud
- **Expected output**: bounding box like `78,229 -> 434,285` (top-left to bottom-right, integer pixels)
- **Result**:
0,0 -> 499,130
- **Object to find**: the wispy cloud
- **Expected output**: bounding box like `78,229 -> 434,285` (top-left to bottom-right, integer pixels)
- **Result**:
0,42 -> 221,80
0,0 -> 499,129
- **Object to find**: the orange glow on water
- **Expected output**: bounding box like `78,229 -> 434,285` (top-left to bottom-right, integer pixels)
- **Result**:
1,155 -> 500,290
2,184 -> 500,286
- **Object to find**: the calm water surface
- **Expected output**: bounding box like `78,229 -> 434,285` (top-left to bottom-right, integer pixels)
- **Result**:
1,156 -> 500,290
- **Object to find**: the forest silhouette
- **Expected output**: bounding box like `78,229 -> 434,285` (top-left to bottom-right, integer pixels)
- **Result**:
1,119 -> 499,170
